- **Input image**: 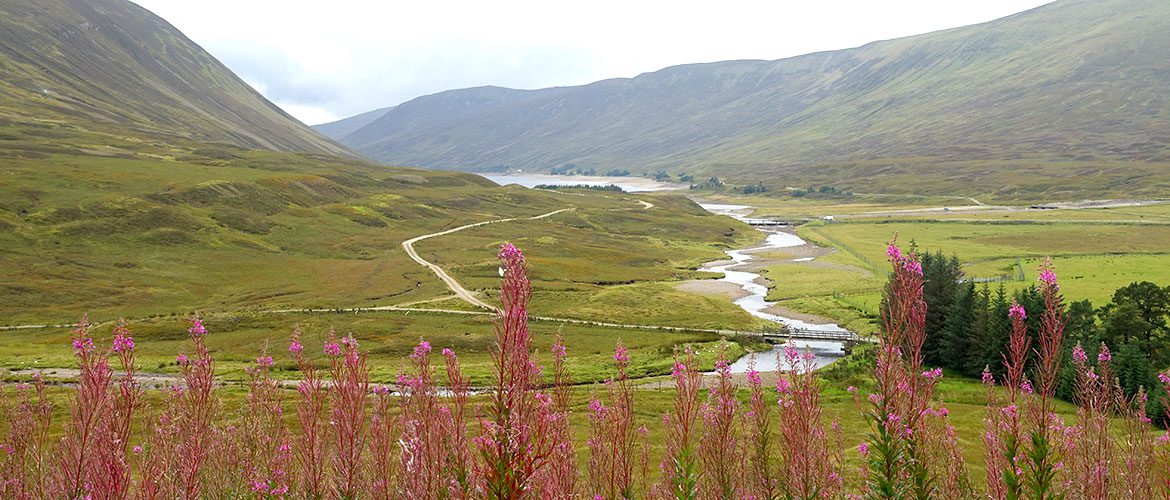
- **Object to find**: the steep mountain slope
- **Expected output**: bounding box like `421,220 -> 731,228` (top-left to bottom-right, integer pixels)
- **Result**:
0,0 -> 351,156
315,106 -> 394,141
339,0 -> 1170,199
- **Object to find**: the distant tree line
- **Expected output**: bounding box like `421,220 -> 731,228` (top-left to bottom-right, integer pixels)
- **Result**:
689,176 -> 724,190
791,185 -> 852,198
741,182 -> 768,194
913,249 -> 1170,421
549,164 -> 595,175
534,184 -> 624,192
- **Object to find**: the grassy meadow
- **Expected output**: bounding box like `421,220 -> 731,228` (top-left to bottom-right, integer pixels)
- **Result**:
0,145 -> 759,332
737,196 -> 1170,336
0,311 -> 760,386
0,339 -> 1090,492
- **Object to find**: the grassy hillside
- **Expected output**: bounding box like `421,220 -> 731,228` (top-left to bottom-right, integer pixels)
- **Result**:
0,0 -> 351,156
0,145 -> 760,329
336,0 -> 1170,201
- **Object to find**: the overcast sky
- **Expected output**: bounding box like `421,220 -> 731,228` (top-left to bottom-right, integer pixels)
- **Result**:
131,0 -> 1054,126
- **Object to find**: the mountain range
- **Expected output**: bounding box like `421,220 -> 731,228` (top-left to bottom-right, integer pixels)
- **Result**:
319,0 -> 1170,199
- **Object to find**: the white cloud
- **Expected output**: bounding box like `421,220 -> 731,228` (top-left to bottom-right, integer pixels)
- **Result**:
132,0 -> 1055,125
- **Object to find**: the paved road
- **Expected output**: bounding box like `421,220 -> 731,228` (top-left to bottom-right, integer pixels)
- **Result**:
400,208 -> 574,311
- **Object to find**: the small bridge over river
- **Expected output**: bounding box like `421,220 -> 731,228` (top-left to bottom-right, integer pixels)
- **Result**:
755,327 -> 861,344
742,217 -> 816,227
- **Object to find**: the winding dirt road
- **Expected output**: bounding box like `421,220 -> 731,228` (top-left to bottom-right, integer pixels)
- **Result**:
401,208 -> 574,311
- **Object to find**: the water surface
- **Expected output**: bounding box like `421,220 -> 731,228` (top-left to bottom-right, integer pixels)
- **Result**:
698,203 -> 847,371
483,173 -> 686,193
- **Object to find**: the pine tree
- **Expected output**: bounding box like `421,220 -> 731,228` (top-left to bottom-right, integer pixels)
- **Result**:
921,252 -> 963,367
985,285 -> 1010,376
941,281 -> 976,376
965,284 -> 992,376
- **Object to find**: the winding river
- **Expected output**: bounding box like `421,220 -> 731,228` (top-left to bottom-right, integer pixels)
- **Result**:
698,203 -> 847,371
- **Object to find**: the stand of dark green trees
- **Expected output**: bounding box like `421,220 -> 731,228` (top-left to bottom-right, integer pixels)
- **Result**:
915,250 -> 1170,421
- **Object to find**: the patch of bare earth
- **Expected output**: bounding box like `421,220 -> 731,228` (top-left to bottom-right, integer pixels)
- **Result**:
761,304 -> 839,325
673,279 -> 751,300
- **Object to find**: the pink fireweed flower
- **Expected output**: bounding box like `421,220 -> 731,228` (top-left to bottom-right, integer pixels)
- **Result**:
1020,380 -> 1034,394
1009,301 -> 1027,321
858,442 -> 870,457
588,398 -> 606,417
982,367 -> 995,385
288,337 -> 303,355
441,347 -> 455,357
340,335 -> 359,349
1097,344 -> 1112,363
72,337 -> 95,354
886,243 -> 902,261
552,342 -> 567,358
188,318 -> 206,337
613,344 -> 629,365
176,353 -> 189,365
747,369 -> 762,386
1072,343 -> 1087,364
903,259 -> 923,276
1038,261 -> 1059,290
1159,372 -> 1170,386
323,340 -> 341,357
498,241 -> 523,261
846,385 -> 857,394
257,355 -> 275,368
922,367 -> 943,381
1003,404 -> 1018,417
411,340 -> 432,360
776,377 -> 792,394
111,325 -> 134,353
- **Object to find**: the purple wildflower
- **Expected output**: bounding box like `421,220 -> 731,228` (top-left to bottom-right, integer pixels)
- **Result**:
1097,344 -> 1112,363
613,344 -> 629,365
1072,343 -> 1087,364
188,318 -> 206,337
1009,302 -> 1026,321
324,340 -> 341,357
411,340 -> 432,360
886,244 -> 902,261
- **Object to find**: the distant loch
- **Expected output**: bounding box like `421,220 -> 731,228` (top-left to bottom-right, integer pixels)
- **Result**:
482,173 -> 686,193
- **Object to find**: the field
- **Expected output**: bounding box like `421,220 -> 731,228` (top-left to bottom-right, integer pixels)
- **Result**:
0,335 -> 1096,492
722,196 -> 1170,336
0,311 -> 761,386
